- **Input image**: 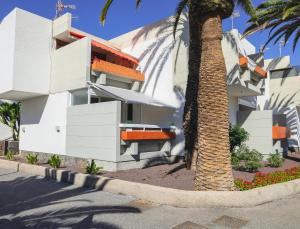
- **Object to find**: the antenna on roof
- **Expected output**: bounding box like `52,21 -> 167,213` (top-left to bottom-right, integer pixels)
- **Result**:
279,39 -> 287,57
55,0 -> 76,19
230,11 -> 240,30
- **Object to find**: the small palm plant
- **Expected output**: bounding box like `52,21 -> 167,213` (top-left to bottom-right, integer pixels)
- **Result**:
48,155 -> 61,169
26,153 -> 39,165
0,102 -> 20,141
86,160 -> 103,175
6,151 -> 14,161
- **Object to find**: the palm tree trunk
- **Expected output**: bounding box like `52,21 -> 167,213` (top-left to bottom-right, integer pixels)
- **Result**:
183,7 -> 201,171
195,14 -> 234,191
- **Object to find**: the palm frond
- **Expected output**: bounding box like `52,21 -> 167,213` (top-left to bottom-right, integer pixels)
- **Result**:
293,28 -> 300,51
235,0 -> 256,17
244,0 -> 300,51
173,0 -> 189,38
136,0 -> 142,8
100,0 -> 114,25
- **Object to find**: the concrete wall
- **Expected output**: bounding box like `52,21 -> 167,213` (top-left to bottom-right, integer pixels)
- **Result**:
0,8 -> 52,100
229,97 -> 239,125
66,101 -> 121,162
0,123 -> 12,141
238,110 -> 273,156
269,76 -> 300,109
19,92 -> 69,154
0,9 -> 16,97
268,76 -> 300,148
51,37 -> 91,93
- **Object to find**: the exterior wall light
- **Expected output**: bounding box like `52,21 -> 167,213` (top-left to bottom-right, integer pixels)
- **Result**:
55,126 -> 61,133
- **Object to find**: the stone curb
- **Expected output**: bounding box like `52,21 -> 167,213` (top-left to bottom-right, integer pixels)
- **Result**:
2,158 -> 300,208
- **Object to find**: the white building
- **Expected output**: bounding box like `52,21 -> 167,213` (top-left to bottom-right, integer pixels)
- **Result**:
256,56 -> 300,152
0,8 -> 284,170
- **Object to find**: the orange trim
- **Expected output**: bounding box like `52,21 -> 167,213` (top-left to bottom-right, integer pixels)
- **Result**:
239,56 -> 267,78
239,56 -> 248,67
92,58 -> 145,81
273,126 -> 289,140
70,31 -> 139,65
121,131 -> 176,141
254,66 -> 267,78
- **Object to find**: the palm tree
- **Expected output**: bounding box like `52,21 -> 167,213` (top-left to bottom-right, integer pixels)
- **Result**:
244,0 -> 300,51
0,102 -> 20,141
101,0 -> 255,191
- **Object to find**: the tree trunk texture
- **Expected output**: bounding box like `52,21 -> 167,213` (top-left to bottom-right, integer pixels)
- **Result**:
183,8 -> 201,171
194,14 -> 234,191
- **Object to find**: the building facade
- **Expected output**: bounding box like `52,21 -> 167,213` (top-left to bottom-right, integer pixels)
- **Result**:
0,8 -> 287,170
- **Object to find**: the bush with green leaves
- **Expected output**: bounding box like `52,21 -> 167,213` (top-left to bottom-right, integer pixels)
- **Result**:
48,154 -> 61,169
86,160 -> 103,175
26,153 -> 38,165
6,151 -> 14,161
232,145 -> 263,172
229,125 -> 249,152
267,152 -> 284,168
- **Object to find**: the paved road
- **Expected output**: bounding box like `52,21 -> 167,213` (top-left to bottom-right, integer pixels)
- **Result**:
1,168 -> 300,229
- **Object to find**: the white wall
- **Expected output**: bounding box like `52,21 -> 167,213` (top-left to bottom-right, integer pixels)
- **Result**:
13,9 -> 52,95
51,37 -> 91,93
228,96 -> 238,125
20,92 -> 69,154
0,123 -> 12,141
0,8 -> 52,100
66,101 -> 121,162
238,110 -> 273,155
0,9 -> 16,96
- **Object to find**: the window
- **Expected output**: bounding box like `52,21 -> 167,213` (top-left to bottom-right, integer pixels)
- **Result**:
91,97 -> 100,104
127,104 -> 133,122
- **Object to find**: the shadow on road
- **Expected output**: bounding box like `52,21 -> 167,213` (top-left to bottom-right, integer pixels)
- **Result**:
0,175 -> 141,228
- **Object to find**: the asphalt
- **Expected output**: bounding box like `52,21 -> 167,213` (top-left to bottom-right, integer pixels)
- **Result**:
1,168 -> 300,229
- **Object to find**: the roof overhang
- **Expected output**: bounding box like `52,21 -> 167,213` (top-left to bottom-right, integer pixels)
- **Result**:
88,83 -> 175,109
70,31 -> 139,65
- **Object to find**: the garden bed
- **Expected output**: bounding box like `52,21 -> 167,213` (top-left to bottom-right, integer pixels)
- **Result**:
2,153 -> 300,191
104,153 -> 300,190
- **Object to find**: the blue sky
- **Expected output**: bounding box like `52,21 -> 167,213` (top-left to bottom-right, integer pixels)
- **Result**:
0,0 -> 298,65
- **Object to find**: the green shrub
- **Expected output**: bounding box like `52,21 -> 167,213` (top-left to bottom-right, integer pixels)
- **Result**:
6,151 -> 14,161
232,145 -> 263,172
86,160 -> 103,175
244,161 -> 262,172
231,153 -> 240,169
229,125 -> 249,152
26,153 -> 38,165
267,152 -> 284,167
48,155 -> 61,169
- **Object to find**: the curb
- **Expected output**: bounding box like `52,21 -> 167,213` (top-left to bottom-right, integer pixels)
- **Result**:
1,159 -> 300,208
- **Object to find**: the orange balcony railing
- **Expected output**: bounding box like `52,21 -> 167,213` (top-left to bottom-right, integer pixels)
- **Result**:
121,131 -> 176,141
239,56 -> 267,78
92,58 -> 145,82
273,126 -> 290,140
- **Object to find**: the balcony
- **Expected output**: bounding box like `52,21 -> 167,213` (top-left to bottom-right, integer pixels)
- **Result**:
120,124 -> 176,141
273,126 -> 290,140
92,58 -> 145,82
239,56 -> 267,79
